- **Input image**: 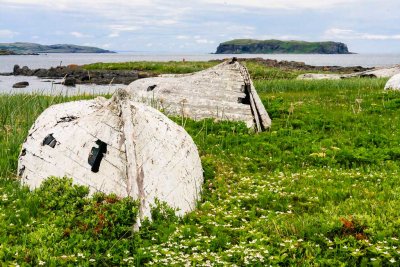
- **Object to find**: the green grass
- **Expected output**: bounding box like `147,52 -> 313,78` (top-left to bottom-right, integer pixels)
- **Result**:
83,61 -> 219,75
83,60 -> 311,80
1,71 -> 400,265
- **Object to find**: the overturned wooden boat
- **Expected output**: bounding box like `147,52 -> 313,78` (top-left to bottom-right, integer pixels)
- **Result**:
385,73 -> 400,91
297,65 -> 400,80
127,59 -> 271,132
18,89 -> 203,225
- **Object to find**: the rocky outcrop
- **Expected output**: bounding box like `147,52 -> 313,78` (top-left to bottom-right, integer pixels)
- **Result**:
12,81 -> 29,88
216,39 -> 351,54
237,58 -> 369,73
12,65 -> 155,85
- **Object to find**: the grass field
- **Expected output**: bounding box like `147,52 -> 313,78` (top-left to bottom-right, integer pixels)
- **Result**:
1,63 -> 400,266
83,60 -> 309,80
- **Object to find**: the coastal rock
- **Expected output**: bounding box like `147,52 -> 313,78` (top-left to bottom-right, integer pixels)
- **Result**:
18,89 -> 204,226
237,58 -> 369,73
33,68 -> 48,77
13,65 -> 20,74
13,65 -> 34,76
384,73 -> 400,91
63,77 -> 76,87
12,81 -> 29,88
9,65 -> 149,85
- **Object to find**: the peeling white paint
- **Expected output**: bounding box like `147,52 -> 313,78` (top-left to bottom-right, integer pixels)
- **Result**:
126,60 -> 271,132
298,65 -> 400,80
18,89 -> 204,222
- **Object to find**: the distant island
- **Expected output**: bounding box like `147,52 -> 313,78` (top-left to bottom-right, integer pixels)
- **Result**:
215,39 -> 351,54
0,42 -> 114,54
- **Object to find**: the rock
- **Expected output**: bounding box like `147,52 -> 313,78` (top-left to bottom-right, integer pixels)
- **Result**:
384,73 -> 400,91
63,77 -> 76,87
80,75 -> 90,82
236,58 -> 371,73
18,89 -> 203,226
127,60 -> 271,132
33,68 -> 48,77
12,81 -> 29,88
297,73 -> 343,80
20,66 -> 33,76
6,65 -> 150,85
13,64 -> 20,74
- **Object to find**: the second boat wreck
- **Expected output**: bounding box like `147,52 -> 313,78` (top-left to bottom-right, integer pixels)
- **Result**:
127,58 -> 271,132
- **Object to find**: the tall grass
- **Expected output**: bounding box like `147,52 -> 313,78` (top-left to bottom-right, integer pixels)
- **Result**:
1,75 -> 400,265
83,60 -> 314,80
83,61 -> 219,74
0,94 -> 99,177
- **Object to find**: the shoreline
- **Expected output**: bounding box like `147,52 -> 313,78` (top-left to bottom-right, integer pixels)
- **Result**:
0,58 -> 373,86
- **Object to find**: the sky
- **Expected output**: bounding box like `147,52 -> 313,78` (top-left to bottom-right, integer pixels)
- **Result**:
0,0 -> 399,53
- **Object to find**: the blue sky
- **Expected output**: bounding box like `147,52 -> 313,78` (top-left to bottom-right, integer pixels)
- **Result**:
0,0 -> 399,53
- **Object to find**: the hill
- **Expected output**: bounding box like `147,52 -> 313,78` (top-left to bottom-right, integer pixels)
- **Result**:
0,42 -> 114,54
216,39 -> 351,54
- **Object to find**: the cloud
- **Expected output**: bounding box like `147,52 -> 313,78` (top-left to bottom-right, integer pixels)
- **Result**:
1,0 -> 361,10
107,25 -> 141,39
176,35 -> 190,40
158,19 -> 177,25
70,31 -> 92,38
1,0 -> 154,11
203,0 -> 361,10
0,29 -> 18,39
195,39 -> 215,44
324,28 -> 400,40
2,0 -> 400,53
108,32 -> 120,38
109,25 -> 141,32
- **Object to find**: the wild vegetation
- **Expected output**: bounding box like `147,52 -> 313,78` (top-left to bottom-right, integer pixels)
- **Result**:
1,62 -> 400,266
83,60 -> 310,80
